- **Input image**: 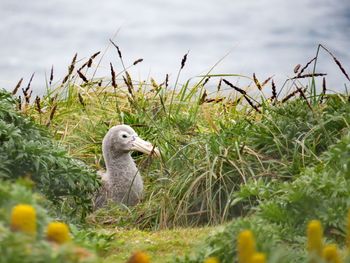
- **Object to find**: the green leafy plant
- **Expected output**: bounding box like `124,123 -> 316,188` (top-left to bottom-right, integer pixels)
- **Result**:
0,90 -> 100,218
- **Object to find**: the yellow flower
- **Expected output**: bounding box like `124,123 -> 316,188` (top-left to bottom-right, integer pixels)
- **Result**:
237,230 -> 256,263
127,251 -> 150,263
346,210 -> 350,250
46,222 -> 71,244
11,204 -> 36,236
323,244 -> 342,263
251,253 -> 266,263
204,257 -> 219,263
307,220 -> 323,258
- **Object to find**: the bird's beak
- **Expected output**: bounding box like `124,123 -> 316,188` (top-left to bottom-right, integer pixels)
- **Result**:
131,136 -> 160,157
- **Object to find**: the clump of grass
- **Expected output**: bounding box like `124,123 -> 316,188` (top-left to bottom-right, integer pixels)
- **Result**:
0,90 -> 100,219
184,127 -> 350,263
19,44 -> 350,231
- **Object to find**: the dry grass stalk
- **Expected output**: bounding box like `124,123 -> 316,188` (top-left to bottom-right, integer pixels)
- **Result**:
87,51 -> 101,67
225,97 -> 242,107
62,53 -> 78,84
46,104 -> 57,127
281,88 -> 307,103
244,95 -> 261,113
320,77 -> 326,104
125,71 -> 134,92
133,58 -> 143,66
291,73 -> 327,80
181,52 -> 188,70
12,78 -> 23,95
109,39 -> 123,60
77,70 -> 88,83
261,76 -> 273,87
253,73 -> 262,90
320,44 -> 350,82
22,73 -> 35,105
79,51 -> 101,71
217,78 -> 222,92
17,96 -> 22,111
271,80 -> 277,102
110,63 -> 117,89
35,96 -> 42,114
22,90 -> 31,102
78,93 -> 85,107
296,86 -> 312,111
151,78 -> 159,91
165,74 -> 169,88
50,94 -> 58,104
199,89 -> 208,105
205,97 -> 224,103
294,64 -> 301,74
49,66 -> 54,86
297,57 -> 316,77
78,62 -> 89,71
123,72 -> 134,98
202,77 -> 210,87
222,79 -> 246,95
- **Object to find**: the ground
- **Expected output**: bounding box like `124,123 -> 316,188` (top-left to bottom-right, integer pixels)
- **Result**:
102,226 -> 220,262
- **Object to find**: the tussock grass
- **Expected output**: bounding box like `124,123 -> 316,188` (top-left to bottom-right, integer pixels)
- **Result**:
11,44 -> 350,232
2,43 -> 350,262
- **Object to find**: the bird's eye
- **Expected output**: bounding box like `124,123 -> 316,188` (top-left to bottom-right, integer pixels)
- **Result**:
121,134 -> 128,139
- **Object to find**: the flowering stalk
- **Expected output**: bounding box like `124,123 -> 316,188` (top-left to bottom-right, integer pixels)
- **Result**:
237,230 -> 256,263
346,210 -> 350,250
323,244 -> 342,263
251,253 -> 266,263
127,251 -> 150,263
10,204 -> 36,236
307,220 -> 323,260
203,257 -> 219,263
46,222 -> 71,244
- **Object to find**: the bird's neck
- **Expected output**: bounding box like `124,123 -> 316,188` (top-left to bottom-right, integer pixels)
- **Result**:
104,152 -> 137,178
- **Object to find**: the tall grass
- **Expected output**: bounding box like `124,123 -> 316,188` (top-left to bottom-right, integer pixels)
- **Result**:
11,44 -> 350,230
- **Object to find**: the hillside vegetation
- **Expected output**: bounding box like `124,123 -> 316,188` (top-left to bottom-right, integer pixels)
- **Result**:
1,44 -> 350,262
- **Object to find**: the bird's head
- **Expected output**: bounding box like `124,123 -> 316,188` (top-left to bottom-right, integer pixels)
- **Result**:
103,125 -> 160,157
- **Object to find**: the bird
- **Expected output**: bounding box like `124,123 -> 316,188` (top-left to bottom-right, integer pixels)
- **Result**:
94,124 -> 160,209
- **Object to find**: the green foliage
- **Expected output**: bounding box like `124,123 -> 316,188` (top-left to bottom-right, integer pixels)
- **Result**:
0,180 -> 50,236
258,130 -> 350,234
0,90 -> 100,218
71,226 -> 115,256
247,96 -> 350,177
0,223 -> 98,263
0,180 -> 98,263
184,121 -> 350,263
22,71 -> 350,229
4,48 -> 350,261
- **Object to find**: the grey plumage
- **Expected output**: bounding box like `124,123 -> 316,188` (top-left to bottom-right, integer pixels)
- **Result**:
94,125 -> 159,209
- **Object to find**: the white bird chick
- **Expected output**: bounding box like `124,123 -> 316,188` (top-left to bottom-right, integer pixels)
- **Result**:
94,125 -> 160,208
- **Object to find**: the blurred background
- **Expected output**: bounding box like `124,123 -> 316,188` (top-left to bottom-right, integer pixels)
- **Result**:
0,0 -> 349,94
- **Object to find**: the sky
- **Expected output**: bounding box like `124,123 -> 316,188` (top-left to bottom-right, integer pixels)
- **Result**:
0,0 -> 349,95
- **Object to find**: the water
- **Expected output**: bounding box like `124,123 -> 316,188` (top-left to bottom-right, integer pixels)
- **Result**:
0,0 -> 349,95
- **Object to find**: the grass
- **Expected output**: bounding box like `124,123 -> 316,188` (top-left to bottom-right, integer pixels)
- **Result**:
101,227 -> 217,263
2,43 -> 350,262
